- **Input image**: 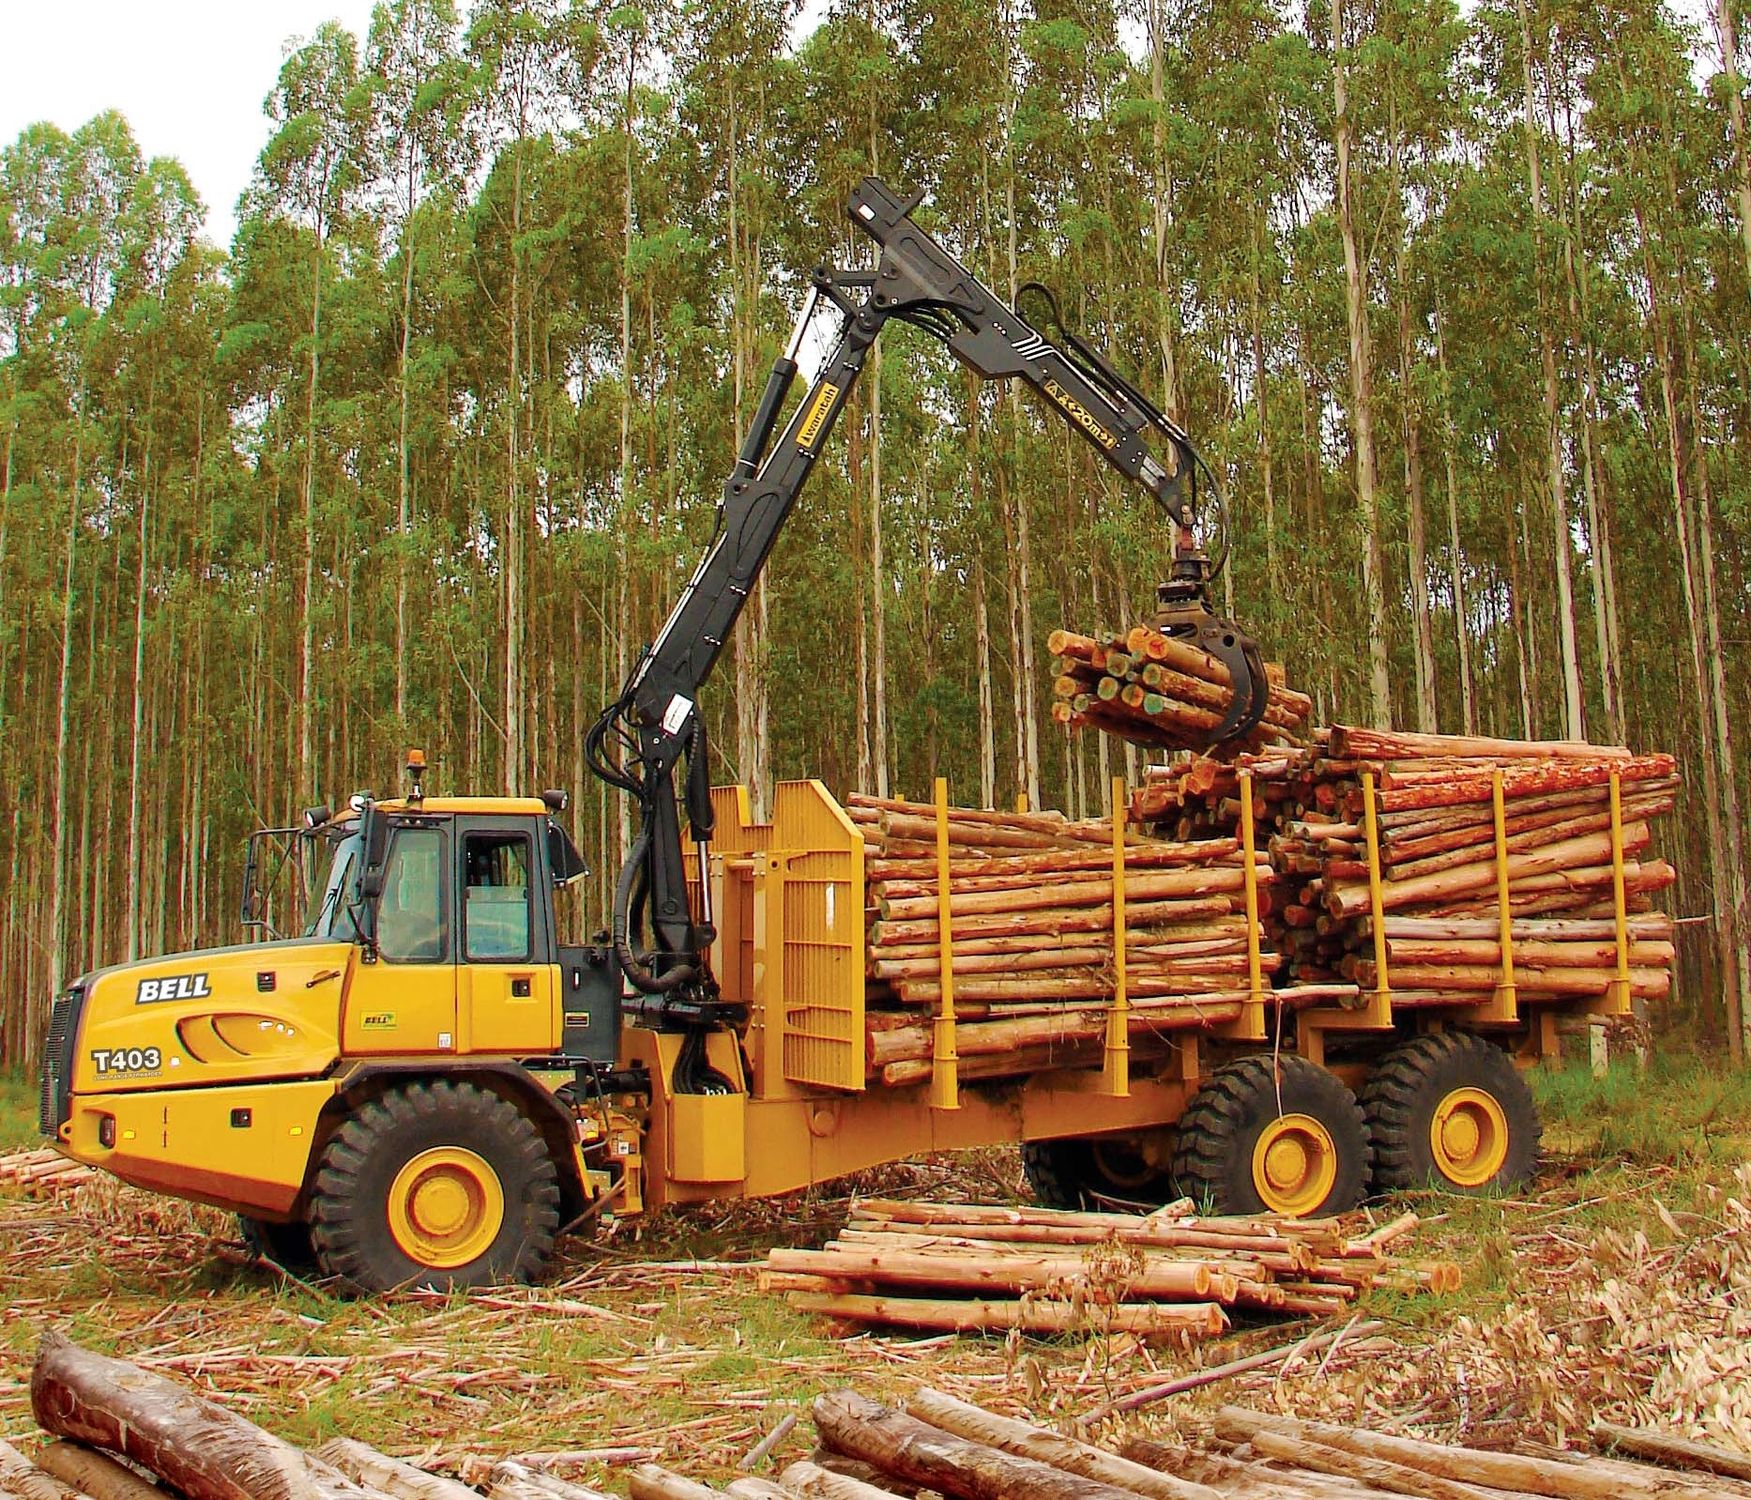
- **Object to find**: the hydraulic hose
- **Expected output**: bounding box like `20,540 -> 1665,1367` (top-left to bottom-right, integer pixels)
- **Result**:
612,825 -> 696,995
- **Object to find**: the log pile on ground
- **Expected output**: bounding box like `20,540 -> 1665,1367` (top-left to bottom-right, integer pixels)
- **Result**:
1131,727 -> 1680,1009
849,795 -> 1279,1089
763,1198 -> 1457,1338
1048,627 -> 1313,752
0,1147 -> 97,1197
20,1331 -> 1751,1500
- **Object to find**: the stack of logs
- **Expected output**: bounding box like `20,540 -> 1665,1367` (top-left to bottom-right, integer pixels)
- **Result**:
1049,627 -> 1312,752
763,1198 -> 1456,1338
849,795 -> 1277,1089
21,1333 -> 1751,1500
0,1147 -> 97,1198
1132,728 -> 1679,1010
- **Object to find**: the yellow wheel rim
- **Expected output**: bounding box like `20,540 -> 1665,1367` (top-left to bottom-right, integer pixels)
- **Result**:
386,1147 -> 504,1270
1250,1113 -> 1338,1217
1429,1086 -> 1509,1187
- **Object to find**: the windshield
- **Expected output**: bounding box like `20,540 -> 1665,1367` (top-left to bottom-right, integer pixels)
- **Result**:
305,831 -> 363,939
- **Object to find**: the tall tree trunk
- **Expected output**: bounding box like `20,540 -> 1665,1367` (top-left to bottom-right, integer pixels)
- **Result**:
396,180 -> 416,735
1432,302 -> 1476,735
1331,0 -> 1393,728
1640,214 -> 1742,1056
504,137 -> 526,796
1678,299 -> 1751,1057
1516,0 -> 1585,739
49,410 -> 84,1045
727,80 -> 770,820
126,376 -> 157,962
300,231 -> 323,804
869,340 -> 890,799
1555,78 -> 1624,741
1391,171 -> 1437,733
614,55 -> 636,850
1148,0 -> 1186,418
967,376 -> 996,809
1712,0 -> 1751,282
1249,241 -> 1277,604
1004,156 -> 1041,808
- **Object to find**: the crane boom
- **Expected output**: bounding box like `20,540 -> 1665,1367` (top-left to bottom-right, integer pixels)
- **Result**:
587,177 -> 1266,1048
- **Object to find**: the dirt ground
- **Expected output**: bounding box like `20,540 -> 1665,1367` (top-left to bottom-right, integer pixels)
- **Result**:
4,1052 -> 1750,1488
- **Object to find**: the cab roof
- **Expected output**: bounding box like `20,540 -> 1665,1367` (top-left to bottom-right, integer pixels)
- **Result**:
372,796 -> 551,816
320,796 -> 553,830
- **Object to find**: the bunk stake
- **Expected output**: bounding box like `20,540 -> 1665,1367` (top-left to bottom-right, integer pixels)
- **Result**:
1102,776 -> 1131,1098
1481,766 -> 1520,1024
929,776 -> 960,1111
1606,768 -> 1632,1017
1220,767 -> 1268,1042
1362,770 -> 1393,1024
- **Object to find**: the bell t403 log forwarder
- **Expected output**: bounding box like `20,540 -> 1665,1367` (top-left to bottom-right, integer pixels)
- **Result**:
36,181 -> 1527,1294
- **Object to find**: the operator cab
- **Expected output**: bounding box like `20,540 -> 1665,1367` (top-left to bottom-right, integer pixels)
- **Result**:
253,755 -> 618,1067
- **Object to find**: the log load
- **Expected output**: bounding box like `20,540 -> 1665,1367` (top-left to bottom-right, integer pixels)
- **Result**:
1047,628 -> 1313,755
1128,728 -> 1679,1014
850,795 -> 1281,1089
764,1199 -> 1455,1339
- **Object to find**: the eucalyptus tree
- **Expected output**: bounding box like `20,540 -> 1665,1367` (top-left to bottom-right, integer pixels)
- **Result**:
253,24 -> 369,805
365,0 -> 468,739
1319,0 -> 1394,726
114,156 -> 203,961
465,0 -> 593,793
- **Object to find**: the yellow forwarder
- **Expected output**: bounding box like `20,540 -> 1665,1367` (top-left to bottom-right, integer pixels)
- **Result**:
39,181 -> 1539,1292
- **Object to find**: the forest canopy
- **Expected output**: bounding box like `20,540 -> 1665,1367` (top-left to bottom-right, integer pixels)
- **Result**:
2,0 -> 1749,1063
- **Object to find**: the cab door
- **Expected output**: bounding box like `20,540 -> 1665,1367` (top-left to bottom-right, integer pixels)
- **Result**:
343,819 -> 459,1055
454,819 -> 558,1055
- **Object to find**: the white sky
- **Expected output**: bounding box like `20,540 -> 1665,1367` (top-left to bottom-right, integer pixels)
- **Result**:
0,0 -> 379,246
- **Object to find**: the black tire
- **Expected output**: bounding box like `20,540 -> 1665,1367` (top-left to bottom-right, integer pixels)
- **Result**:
238,1214 -> 319,1274
308,1080 -> 560,1294
1362,1031 -> 1540,1195
1021,1132 -> 1178,1210
1172,1055 -> 1369,1217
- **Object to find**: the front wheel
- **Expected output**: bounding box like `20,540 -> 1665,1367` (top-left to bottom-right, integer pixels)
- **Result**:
1172,1055 -> 1369,1217
1362,1032 -> 1540,1195
308,1080 -> 560,1294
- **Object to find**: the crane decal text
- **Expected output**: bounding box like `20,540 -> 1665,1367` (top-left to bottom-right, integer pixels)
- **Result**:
796,382 -> 840,450
1043,377 -> 1117,450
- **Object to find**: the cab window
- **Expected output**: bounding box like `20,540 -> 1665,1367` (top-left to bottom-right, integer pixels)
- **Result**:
306,832 -> 361,939
464,833 -> 532,961
376,827 -> 448,963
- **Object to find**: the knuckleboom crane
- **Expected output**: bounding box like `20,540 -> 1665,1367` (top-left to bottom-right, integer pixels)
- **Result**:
591,178 -> 1266,1055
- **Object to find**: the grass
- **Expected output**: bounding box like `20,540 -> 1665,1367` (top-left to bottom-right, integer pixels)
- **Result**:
0,1075 -> 39,1151
4,1046 -> 1751,1483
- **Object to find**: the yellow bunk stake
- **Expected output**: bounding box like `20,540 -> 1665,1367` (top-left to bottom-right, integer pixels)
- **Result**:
1361,771 -> 1393,1023
1605,768 -> 1632,1017
929,776 -> 960,1111
1480,767 -> 1519,1024
1102,775 -> 1131,1097
1220,767 -> 1268,1041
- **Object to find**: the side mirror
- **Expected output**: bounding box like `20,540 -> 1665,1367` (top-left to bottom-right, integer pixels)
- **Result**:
358,803 -> 390,901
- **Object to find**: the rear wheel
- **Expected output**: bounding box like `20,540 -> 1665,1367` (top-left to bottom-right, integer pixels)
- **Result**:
1172,1055 -> 1369,1217
1022,1132 -> 1177,1210
308,1080 -> 559,1294
1363,1032 -> 1539,1195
